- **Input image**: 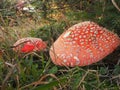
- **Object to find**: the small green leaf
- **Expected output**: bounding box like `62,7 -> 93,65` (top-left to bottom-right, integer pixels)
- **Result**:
99,67 -> 107,75
48,66 -> 58,74
113,65 -> 120,75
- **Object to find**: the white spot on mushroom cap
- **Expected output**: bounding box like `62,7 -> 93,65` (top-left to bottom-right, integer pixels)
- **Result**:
73,56 -> 79,61
70,62 -> 74,66
63,59 -> 67,63
73,56 -> 80,65
63,31 -> 71,38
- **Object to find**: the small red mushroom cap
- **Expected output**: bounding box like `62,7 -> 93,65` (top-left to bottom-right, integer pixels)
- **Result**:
49,21 -> 120,67
13,37 -> 47,53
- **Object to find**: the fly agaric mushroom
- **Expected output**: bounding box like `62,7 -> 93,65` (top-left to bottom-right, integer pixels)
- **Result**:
49,21 -> 120,67
13,37 -> 46,53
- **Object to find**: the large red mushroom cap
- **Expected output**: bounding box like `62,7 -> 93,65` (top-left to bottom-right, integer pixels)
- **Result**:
49,21 -> 120,67
13,37 -> 47,53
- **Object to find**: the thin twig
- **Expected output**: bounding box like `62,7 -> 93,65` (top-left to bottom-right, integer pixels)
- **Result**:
20,74 -> 59,89
11,40 -> 30,48
1,64 -> 16,90
77,70 -> 98,88
77,70 -> 89,88
4,62 -> 14,67
111,75 -> 120,80
111,0 -> 120,12
16,75 -> 20,89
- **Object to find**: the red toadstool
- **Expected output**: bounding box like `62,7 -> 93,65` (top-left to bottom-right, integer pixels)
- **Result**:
13,37 -> 47,53
49,21 -> 120,67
